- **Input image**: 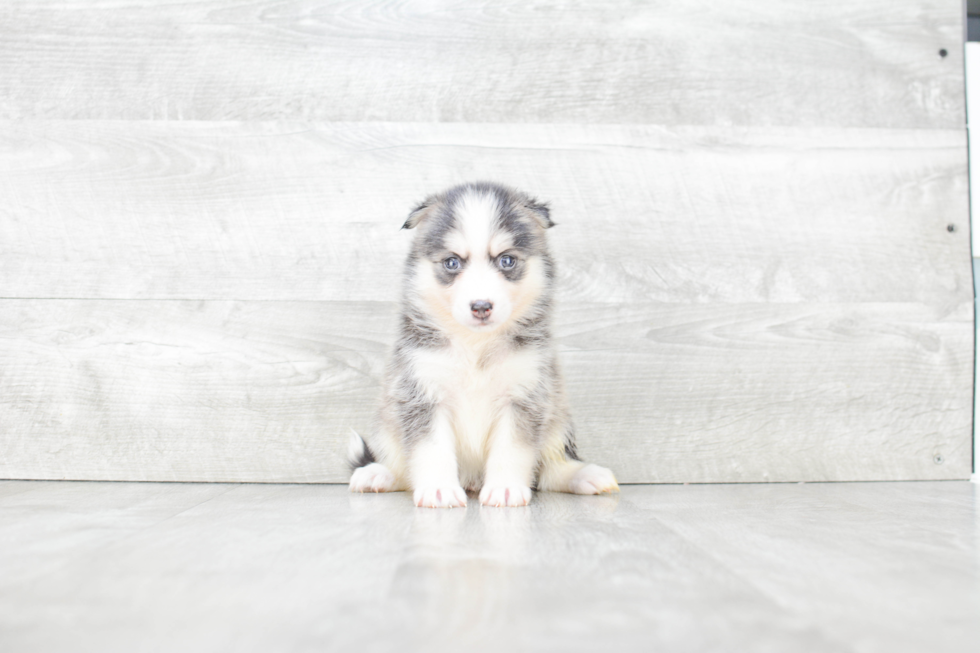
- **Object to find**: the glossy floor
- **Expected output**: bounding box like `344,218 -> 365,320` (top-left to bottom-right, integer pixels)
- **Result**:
1,480 -> 977,652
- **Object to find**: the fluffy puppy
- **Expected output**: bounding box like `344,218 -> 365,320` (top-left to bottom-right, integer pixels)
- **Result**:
348,182 -> 618,507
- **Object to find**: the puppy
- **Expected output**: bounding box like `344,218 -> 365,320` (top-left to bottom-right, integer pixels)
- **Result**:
348,182 -> 619,507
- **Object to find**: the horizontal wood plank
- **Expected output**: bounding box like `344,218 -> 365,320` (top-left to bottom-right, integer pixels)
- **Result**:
0,0 -> 971,487
0,122 -> 970,305
0,299 -> 970,483
0,0 -> 963,128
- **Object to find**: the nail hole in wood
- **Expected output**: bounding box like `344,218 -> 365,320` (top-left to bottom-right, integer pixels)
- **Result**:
947,224 -> 955,232
939,48 -> 948,58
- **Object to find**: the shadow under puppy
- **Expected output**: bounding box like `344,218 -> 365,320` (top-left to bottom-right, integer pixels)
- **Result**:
349,182 -> 618,508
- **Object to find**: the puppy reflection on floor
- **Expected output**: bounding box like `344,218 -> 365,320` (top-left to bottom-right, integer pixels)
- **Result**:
349,182 -> 618,508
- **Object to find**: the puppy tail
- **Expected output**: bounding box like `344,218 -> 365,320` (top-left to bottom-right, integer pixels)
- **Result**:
347,429 -> 377,471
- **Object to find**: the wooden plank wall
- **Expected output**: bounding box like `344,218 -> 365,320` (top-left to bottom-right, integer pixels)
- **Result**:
0,0 -> 972,483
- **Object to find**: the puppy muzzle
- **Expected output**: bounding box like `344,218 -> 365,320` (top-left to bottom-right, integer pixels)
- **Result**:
470,300 -> 493,321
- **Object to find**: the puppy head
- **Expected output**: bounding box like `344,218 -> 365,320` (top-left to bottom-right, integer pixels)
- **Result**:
403,182 -> 554,334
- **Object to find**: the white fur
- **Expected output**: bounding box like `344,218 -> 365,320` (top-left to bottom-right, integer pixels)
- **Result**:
479,407 -> 536,507
444,190 -> 513,332
456,190 -> 499,261
450,259 -> 513,331
409,341 -> 542,493
568,464 -> 620,495
409,410 -> 468,508
351,183 -> 620,508
349,463 -> 396,493
480,485 -> 532,507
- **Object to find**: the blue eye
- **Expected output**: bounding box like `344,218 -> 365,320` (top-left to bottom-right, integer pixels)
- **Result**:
498,255 -> 516,269
444,257 -> 460,271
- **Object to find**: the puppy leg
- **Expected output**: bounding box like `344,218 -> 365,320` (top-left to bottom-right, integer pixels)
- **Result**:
566,463 -> 620,495
536,442 -> 619,495
348,431 -> 399,493
480,408 -> 536,507
410,410 -> 467,508
349,463 -> 397,493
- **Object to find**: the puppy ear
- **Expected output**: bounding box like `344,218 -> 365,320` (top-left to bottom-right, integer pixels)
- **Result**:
402,196 -> 437,230
525,199 -> 555,229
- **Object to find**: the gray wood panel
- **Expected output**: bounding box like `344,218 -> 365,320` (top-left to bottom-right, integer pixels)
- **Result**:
0,299 -> 970,483
1,482 -> 977,652
0,0 -> 971,485
1,122 -> 970,305
0,0 -> 963,127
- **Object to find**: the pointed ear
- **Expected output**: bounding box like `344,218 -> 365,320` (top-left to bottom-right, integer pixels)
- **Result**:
402,196 -> 437,230
525,199 -> 554,229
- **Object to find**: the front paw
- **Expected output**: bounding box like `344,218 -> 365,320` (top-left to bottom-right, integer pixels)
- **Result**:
569,464 -> 620,495
479,485 -> 532,507
413,486 -> 468,508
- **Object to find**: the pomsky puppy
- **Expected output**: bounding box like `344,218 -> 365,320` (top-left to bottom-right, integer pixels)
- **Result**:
348,182 -> 619,508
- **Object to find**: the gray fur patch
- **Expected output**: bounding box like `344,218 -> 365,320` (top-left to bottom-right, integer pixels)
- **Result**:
510,296 -> 553,349
399,306 -> 448,349
392,374 -> 437,448
512,384 -> 552,446
496,252 -> 528,283
406,181 -> 551,261
432,255 -> 465,287
564,436 -> 580,461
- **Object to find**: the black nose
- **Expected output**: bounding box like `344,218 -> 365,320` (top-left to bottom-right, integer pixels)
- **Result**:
470,300 -> 493,320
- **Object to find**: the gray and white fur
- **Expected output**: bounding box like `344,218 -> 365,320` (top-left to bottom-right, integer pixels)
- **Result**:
349,182 -> 618,507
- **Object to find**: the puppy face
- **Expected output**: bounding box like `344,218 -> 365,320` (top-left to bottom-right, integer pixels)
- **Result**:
404,183 -> 554,334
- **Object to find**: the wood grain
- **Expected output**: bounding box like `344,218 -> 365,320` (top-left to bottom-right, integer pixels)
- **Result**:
0,0 -> 963,127
0,481 -> 237,586
1,482 -> 977,652
628,483 -> 980,653
0,122 -> 970,305
0,299 -> 970,483
0,0 -> 971,486
0,300 -> 392,483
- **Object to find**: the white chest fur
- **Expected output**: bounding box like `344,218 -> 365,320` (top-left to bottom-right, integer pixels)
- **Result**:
409,341 -> 543,483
